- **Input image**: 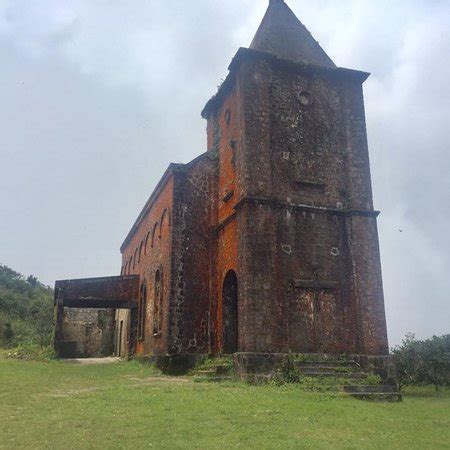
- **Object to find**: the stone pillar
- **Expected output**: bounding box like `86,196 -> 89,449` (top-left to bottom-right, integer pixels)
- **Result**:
237,201 -> 280,352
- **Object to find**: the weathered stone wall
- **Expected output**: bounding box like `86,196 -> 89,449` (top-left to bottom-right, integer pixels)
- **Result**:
238,55 -> 368,207
237,201 -> 358,353
230,51 -> 388,355
169,156 -> 216,354
60,308 -> 115,358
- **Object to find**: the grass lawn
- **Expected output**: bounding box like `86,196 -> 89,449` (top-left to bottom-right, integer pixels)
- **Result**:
0,358 -> 449,449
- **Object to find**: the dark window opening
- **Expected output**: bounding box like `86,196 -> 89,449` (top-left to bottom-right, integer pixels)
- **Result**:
151,222 -> 158,248
225,109 -> 231,125
144,232 -> 151,255
222,190 -> 234,203
230,140 -> 237,168
138,282 -> 147,341
222,270 -> 238,354
138,241 -> 144,263
153,270 -> 163,336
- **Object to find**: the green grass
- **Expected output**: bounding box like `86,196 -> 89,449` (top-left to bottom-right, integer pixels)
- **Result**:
0,359 -> 449,449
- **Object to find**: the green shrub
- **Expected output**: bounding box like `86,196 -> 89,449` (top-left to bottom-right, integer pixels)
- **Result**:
6,343 -> 56,361
364,374 -> 382,385
392,333 -> 450,391
193,356 -> 234,374
0,264 -> 54,349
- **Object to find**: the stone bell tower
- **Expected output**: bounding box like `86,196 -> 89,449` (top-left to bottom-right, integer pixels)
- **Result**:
203,0 -> 389,357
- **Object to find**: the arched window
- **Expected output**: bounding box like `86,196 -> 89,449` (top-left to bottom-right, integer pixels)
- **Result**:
153,270 -> 163,336
144,231 -> 151,255
159,209 -> 171,239
151,222 -> 158,248
133,248 -> 138,269
222,270 -> 238,354
138,241 -> 144,263
129,257 -> 133,274
225,108 -> 231,125
121,264 -> 125,276
138,282 -> 147,341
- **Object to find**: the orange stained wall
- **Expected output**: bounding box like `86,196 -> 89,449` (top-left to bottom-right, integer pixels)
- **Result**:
208,86 -> 241,352
121,175 -> 174,356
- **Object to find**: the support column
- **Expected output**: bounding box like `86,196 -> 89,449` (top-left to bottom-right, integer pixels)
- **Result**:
53,294 -> 64,357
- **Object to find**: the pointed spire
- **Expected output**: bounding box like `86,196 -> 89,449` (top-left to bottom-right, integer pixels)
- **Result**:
250,0 -> 335,68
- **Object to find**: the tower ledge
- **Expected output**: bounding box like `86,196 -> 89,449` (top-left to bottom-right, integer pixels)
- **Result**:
201,47 -> 370,119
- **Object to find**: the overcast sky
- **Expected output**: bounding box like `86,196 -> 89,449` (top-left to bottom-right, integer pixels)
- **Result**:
0,0 -> 449,346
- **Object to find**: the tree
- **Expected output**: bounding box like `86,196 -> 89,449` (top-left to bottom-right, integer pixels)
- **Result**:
419,335 -> 450,391
392,333 -> 421,390
27,275 -> 39,287
392,333 -> 450,391
28,299 -> 54,346
0,264 -> 54,349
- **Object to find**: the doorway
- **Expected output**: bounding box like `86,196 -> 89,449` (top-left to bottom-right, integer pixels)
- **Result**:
222,270 -> 238,354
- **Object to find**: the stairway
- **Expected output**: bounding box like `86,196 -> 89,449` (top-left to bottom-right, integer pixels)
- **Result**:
293,358 -> 402,401
191,357 -> 234,382
295,359 -> 366,379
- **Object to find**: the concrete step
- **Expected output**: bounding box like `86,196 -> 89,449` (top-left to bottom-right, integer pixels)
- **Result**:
298,371 -> 367,379
295,360 -> 360,369
212,364 -> 231,375
192,365 -> 231,376
297,366 -> 363,375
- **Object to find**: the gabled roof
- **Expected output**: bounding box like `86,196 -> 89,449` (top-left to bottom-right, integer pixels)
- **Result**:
250,0 -> 335,68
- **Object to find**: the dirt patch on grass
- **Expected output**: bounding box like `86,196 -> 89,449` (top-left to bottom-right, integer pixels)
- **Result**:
125,376 -> 192,386
61,357 -> 122,365
49,387 -> 102,398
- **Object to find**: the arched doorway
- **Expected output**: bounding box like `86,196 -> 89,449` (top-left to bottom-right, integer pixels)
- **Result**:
222,270 -> 238,354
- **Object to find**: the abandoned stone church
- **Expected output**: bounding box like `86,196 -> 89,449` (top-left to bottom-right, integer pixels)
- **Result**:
55,0 -> 391,376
